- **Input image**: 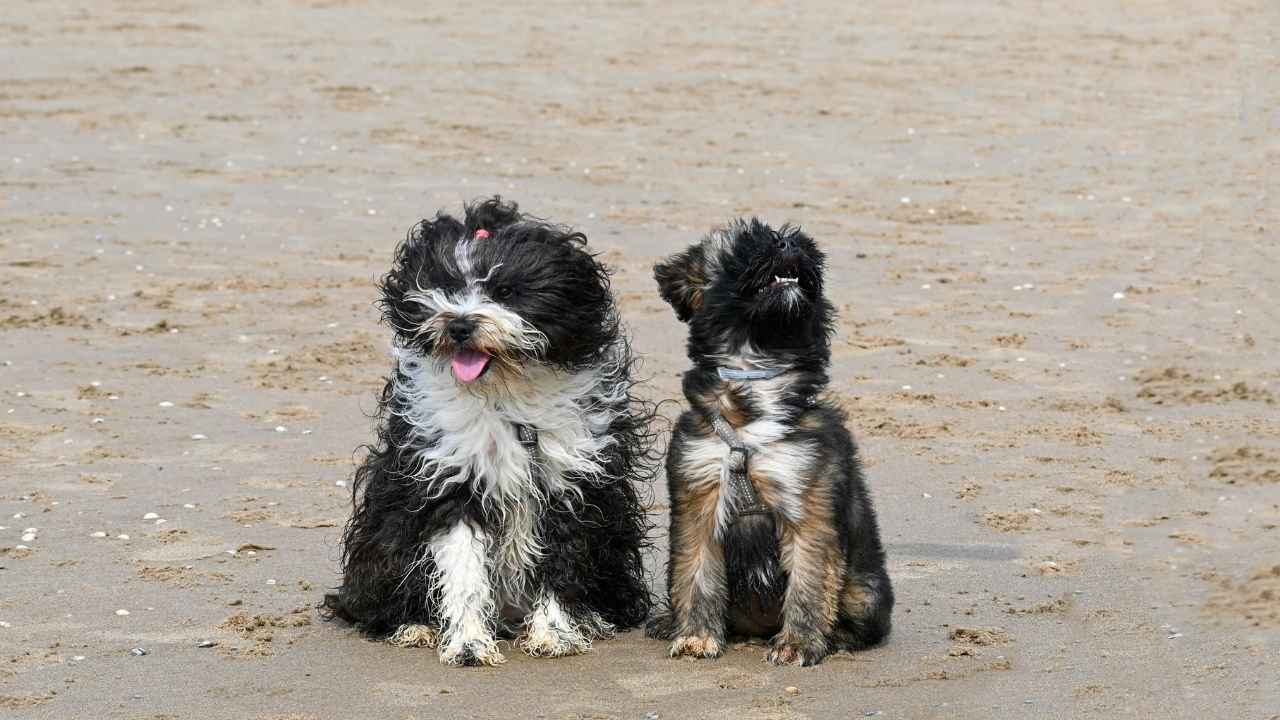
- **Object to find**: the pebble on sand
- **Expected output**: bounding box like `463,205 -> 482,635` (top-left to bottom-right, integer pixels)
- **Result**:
90,531 -> 107,538
116,609 -> 130,616
143,512 -> 159,520
191,434 -> 207,440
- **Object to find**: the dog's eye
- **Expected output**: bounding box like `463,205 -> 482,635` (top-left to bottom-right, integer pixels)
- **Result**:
492,285 -> 514,301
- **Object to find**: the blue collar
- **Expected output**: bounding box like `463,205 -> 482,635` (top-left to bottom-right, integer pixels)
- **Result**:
716,365 -> 786,382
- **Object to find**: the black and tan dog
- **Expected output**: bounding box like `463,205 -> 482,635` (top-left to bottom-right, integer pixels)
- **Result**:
646,219 -> 893,666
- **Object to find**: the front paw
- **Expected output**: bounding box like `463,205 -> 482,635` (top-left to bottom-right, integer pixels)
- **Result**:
767,635 -> 828,667
669,634 -> 723,660
439,637 -> 506,667
518,625 -> 590,658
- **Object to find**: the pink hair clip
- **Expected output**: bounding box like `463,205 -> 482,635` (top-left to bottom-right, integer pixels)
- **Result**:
474,229 -> 490,240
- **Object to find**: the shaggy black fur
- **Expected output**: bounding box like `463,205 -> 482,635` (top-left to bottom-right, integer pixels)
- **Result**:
323,198 -> 655,656
647,218 -> 894,666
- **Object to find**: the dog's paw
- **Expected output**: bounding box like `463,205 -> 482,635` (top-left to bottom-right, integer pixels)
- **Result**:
669,634 -> 723,660
518,625 -> 590,658
439,637 -> 506,667
767,635 -> 828,667
387,624 -> 439,648
518,597 -> 614,658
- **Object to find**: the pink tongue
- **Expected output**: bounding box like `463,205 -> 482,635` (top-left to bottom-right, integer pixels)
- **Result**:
451,350 -> 492,383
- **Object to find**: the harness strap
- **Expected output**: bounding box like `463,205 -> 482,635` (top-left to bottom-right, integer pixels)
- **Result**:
514,423 -> 538,450
514,424 -> 541,488
708,412 -> 770,518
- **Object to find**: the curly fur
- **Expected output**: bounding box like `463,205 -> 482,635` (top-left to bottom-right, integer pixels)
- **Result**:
323,197 -> 655,666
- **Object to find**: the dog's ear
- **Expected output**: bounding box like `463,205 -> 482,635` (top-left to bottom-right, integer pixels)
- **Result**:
654,243 -> 709,323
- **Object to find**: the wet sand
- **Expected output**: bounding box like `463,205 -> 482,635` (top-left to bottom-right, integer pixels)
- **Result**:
2,1 -> 1278,718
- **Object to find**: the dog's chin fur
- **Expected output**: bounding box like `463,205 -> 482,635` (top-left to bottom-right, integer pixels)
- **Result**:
323,197 -> 655,667
649,218 -> 894,667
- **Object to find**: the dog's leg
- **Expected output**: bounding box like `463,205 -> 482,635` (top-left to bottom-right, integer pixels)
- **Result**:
430,522 -> 505,667
667,485 -> 728,659
517,485 -> 619,658
770,509 -> 842,666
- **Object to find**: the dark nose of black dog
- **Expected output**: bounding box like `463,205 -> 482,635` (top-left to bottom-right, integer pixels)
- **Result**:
447,318 -> 474,343
774,236 -> 797,254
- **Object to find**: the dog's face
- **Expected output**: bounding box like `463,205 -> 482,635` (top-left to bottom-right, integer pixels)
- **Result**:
655,219 -> 832,357
382,198 -> 616,386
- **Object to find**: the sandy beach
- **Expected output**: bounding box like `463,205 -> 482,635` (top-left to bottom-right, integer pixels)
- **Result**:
2,1 -> 1278,717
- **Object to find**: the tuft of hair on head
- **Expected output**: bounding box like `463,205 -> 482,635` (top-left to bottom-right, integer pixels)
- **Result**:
463,196 -> 522,237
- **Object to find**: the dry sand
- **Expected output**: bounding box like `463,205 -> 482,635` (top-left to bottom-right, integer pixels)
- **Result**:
2,1 -> 1278,718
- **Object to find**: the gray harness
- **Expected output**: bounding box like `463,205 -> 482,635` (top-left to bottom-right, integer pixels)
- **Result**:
515,423 -> 541,482
708,365 -> 787,519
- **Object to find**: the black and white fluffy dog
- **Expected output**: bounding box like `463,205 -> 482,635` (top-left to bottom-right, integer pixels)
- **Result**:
646,219 -> 893,666
324,198 -> 653,667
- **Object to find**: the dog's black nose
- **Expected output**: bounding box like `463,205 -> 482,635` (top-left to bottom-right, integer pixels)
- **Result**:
447,318 -> 474,343
774,236 -> 796,253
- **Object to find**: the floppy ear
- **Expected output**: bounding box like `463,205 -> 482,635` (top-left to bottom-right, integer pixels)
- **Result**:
653,243 -> 709,323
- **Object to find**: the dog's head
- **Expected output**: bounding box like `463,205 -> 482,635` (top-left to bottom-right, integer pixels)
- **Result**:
382,197 -> 617,387
654,218 -> 832,360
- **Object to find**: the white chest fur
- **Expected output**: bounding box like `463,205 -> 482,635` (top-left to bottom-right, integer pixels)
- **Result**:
389,345 -> 626,588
